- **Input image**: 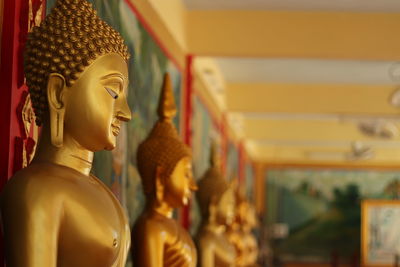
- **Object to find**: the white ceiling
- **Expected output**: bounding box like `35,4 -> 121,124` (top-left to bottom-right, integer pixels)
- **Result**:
183,0 -> 400,12
215,58 -> 400,84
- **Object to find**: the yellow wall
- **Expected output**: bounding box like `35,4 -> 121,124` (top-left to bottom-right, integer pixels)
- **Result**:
126,3 -> 400,61
187,10 -> 400,60
227,83 -> 398,115
256,145 -> 400,165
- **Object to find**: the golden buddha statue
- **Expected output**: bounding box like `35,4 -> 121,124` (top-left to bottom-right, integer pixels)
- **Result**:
227,191 -> 259,267
131,73 -> 198,267
241,203 -> 259,267
225,188 -> 246,267
1,0 -> 132,266
196,144 -> 236,267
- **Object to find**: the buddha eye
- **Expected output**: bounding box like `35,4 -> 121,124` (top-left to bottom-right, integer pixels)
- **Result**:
104,87 -> 119,99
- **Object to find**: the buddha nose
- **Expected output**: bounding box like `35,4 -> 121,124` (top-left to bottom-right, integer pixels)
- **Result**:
117,97 -> 132,122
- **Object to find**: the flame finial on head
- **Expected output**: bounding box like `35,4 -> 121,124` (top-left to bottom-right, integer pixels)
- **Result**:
157,73 -> 177,122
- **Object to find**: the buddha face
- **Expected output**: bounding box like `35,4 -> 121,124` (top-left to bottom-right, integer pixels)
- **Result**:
63,53 -> 131,151
215,187 -> 235,225
164,157 -> 198,208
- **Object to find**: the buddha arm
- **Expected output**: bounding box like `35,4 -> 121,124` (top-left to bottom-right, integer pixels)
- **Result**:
198,238 -> 214,267
214,239 -> 236,267
133,222 -> 164,267
248,236 -> 258,264
1,182 -> 63,267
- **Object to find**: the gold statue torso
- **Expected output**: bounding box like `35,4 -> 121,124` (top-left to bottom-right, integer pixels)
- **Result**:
1,162 -> 130,267
243,234 -> 259,267
197,226 -> 236,267
226,226 -> 245,266
132,210 -> 197,267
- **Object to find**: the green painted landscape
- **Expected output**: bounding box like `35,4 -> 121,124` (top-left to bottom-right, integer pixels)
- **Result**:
266,169 -> 400,262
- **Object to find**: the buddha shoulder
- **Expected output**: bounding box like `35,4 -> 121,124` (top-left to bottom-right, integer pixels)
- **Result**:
1,163 -> 88,208
134,212 -> 178,239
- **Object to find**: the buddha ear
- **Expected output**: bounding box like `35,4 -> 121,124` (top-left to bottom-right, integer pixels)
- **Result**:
155,165 -> 165,202
47,74 -> 67,148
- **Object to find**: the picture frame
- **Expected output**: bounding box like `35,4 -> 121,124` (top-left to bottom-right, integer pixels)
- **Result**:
361,199 -> 400,267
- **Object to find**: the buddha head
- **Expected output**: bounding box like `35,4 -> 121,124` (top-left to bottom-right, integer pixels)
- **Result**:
197,143 -> 235,226
137,73 -> 197,208
24,0 -> 131,151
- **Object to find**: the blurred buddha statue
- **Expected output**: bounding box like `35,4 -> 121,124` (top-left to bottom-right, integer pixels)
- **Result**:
196,143 -> 236,267
225,186 -> 246,267
234,194 -> 259,267
131,73 -> 198,267
241,203 -> 259,267
226,188 -> 260,267
0,0 -> 132,266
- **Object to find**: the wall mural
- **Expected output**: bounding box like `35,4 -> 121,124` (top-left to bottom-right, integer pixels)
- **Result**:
46,1 -> 182,266
226,141 -> 239,181
190,95 -> 221,234
266,168 -> 400,263
245,161 -> 255,202
191,96 -> 221,179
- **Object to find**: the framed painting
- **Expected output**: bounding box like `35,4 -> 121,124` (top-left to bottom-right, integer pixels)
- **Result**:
362,199 -> 400,267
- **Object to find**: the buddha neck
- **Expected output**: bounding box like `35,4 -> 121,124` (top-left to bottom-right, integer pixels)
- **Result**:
33,123 -> 93,176
145,196 -> 174,218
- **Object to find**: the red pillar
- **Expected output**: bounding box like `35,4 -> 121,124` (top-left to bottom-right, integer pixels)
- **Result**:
0,2 -> 25,266
0,0 -> 21,189
181,54 -> 194,229
0,0 -> 46,265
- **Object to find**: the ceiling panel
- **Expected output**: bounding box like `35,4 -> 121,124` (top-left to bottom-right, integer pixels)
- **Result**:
226,83 -> 398,114
252,144 -> 400,164
184,0 -> 400,12
216,58 -> 399,84
243,119 -> 400,142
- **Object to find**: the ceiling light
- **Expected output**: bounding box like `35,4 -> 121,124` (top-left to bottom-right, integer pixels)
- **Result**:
389,88 -> 400,108
389,62 -> 400,82
358,120 -> 398,139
